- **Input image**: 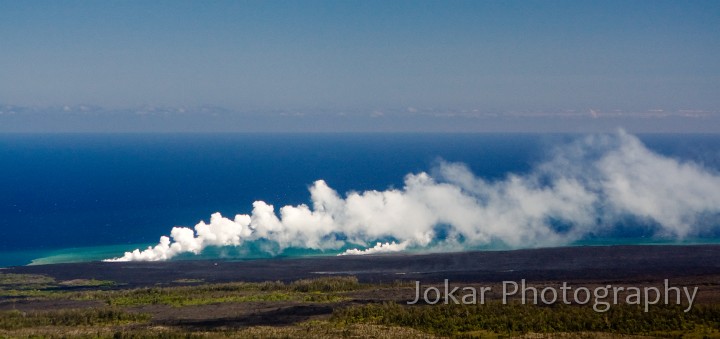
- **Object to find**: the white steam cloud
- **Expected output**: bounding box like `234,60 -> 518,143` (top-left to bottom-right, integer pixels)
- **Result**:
338,241 -> 410,256
106,131 -> 720,262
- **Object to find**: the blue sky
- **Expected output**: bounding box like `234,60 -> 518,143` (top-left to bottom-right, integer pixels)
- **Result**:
0,0 -> 719,132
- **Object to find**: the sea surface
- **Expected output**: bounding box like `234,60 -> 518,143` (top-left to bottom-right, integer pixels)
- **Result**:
1,133 -> 719,267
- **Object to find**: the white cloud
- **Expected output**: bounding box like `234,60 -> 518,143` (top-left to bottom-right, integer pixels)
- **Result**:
339,241 -> 410,256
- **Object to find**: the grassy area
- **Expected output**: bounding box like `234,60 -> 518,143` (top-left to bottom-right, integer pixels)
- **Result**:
96,276 -> 360,306
1,273 -> 719,337
0,273 -> 57,292
102,288 -> 348,307
0,321 -> 435,339
0,308 -> 150,329
58,279 -> 116,287
0,274 -> 360,306
332,301 -> 720,337
0,273 -> 114,288
0,273 -> 117,302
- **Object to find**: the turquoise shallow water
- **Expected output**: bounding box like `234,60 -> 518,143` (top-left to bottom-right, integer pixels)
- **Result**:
0,133 -> 546,266
5,237 -> 718,268
2,133 -> 720,267
4,244 -> 153,267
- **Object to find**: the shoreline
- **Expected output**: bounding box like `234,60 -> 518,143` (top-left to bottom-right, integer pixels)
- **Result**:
4,244 -> 720,287
7,237 -> 720,268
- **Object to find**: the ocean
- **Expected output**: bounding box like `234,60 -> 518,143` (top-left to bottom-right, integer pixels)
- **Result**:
1,133 -> 719,267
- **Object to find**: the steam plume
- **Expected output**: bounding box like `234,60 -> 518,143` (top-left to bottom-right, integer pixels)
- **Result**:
106,131 -> 720,262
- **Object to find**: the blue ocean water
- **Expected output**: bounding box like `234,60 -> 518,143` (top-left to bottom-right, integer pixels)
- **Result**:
1,133 -> 719,267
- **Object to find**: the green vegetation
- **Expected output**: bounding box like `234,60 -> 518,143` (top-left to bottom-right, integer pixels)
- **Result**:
0,273 -> 56,290
0,308 -> 150,330
289,276 -> 361,292
332,301 -> 720,337
97,276 -> 359,306
1,273 -> 719,337
0,274 -> 359,306
232,321 -> 435,339
0,273 -> 115,301
59,278 -> 116,287
0,273 -> 114,289
102,289 -> 334,307
1,320 -> 434,339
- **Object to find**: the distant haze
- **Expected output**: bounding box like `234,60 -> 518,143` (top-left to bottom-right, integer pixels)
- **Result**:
0,1 -> 718,132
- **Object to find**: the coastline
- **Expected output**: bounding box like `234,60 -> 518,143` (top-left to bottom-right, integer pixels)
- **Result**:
0,243 -> 154,268
3,243 -> 720,337
7,236 -> 720,268
5,244 -> 720,287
